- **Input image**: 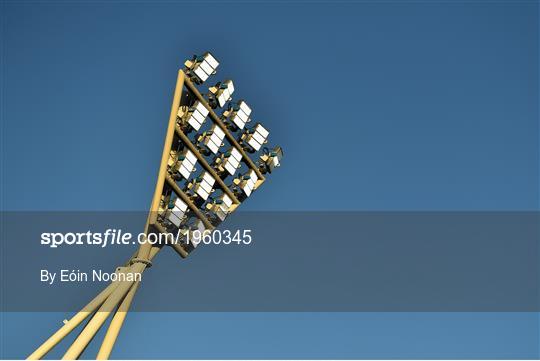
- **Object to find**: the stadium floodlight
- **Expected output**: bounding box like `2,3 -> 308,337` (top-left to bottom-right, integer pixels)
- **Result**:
201,124 -> 225,154
224,100 -> 251,130
259,146 -> 283,174
28,51 -> 282,361
208,79 -> 234,108
184,52 -> 219,84
176,149 -> 197,180
208,193 -> 233,222
217,146 -> 243,176
242,123 -> 269,152
192,171 -> 215,200
165,196 -> 188,227
235,169 -> 258,197
178,100 -> 209,131
184,219 -> 208,249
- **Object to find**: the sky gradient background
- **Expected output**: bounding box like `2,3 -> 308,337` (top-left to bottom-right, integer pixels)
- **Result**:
1,0 -> 539,359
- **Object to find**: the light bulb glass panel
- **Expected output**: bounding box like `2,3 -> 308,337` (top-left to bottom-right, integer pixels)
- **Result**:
246,123 -> 269,151
189,219 -> 208,248
222,147 -> 243,176
178,149 -> 197,180
204,53 -> 219,69
271,155 -> 280,167
216,80 -> 235,107
213,193 -> 233,221
199,61 -> 213,76
179,101 -> 209,131
204,125 -> 226,154
240,169 -> 258,197
193,66 -> 209,82
194,171 -> 215,200
191,52 -> 219,83
167,197 -> 188,227
230,100 -> 251,129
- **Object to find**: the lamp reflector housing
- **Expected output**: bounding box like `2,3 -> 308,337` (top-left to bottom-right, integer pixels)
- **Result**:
189,52 -> 219,84
166,197 -> 188,227
216,80 -> 235,108
245,123 -> 269,151
222,147 -> 243,176
211,193 -> 233,221
193,171 -> 215,200
262,146 -> 283,173
178,149 -> 197,180
179,101 -> 209,131
229,100 -> 251,129
203,125 -> 226,154
189,220 -> 207,248
240,169 -> 258,197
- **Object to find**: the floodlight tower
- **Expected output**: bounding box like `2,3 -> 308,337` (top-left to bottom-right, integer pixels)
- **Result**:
28,52 -> 283,360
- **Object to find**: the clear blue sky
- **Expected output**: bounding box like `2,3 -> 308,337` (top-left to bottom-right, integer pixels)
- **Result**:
1,0 -> 539,359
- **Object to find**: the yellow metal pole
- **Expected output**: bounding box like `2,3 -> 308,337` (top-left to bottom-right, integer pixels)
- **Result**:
61,264 -> 145,360
27,282 -> 120,360
96,245 -> 161,359
133,69 -> 184,265
143,70 -> 186,235
95,282 -> 140,360
29,69 -> 194,360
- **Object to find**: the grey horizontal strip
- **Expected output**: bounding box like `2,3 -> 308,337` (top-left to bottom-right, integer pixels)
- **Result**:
1,211 -> 538,312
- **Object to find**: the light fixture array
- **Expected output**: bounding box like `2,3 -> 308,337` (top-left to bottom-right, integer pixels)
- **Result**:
157,51 -> 283,256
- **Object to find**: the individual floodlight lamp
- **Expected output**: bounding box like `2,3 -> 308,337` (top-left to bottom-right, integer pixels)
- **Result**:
208,79 -> 234,108
242,123 -> 269,152
28,51 -> 282,361
234,169 -> 259,198
182,219 -> 207,251
200,124 -> 226,154
223,100 -> 251,130
184,52 -> 219,84
165,196 -> 188,227
175,149 -> 198,180
259,146 -> 283,174
192,171 -> 216,201
207,193 -> 234,222
158,188 -> 191,232
216,146 -> 243,176
177,100 -> 209,132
